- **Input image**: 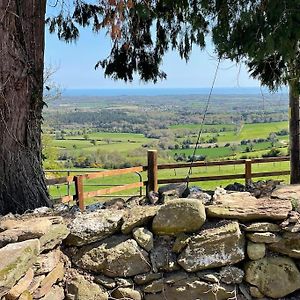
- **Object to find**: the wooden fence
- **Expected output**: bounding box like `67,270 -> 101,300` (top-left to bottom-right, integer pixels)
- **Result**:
45,150 -> 290,211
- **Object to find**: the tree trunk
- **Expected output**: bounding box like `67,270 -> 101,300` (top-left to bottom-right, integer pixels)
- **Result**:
289,79 -> 300,184
0,0 -> 52,214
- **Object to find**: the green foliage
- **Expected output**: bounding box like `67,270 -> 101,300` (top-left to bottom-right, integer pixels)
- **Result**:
210,1 -> 300,89
262,148 -> 282,158
47,1 -> 300,88
46,0 -> 208,82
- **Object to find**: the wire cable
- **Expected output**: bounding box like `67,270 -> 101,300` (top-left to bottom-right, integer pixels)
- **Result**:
186,58 -> 221,186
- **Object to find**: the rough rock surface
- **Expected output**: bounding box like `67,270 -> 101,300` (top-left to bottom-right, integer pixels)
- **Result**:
150,236 -> 179,273
152,199 -> 206,235
268,232 -> 300,258
186,186 -> 211,205
72,236 -> 151,277
0,239 -> 40,295
65,210 -> 124,246
245,257 -> 300,298
242,222 -> 280,232
219,266 -> 244,284
247,241 -> 266,260
121,206 -> 157,234
247,232 -> 280,243
0,218 -> 52,248
33,262 -> 64,298
133,227 -> 153,252
67,274 -> 108,300
39,223 -> 69,251
158,183 -> 188,201
134,273 -> 162,285
6,268 -> 34,300
207,192 -> 292,221
34,249 -> 62,275
178,222 -> 245,271
143,272 -> 235,300
271,184 -> 300,200
111,287 -> 142,300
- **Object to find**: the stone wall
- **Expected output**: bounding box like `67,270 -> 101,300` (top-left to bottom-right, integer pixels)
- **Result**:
1,184 -> 300,299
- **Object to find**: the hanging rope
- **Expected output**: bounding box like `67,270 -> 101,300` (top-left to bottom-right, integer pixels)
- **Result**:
186,58 -> 221,186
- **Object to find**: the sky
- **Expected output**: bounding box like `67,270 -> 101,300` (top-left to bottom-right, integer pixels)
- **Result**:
45,20 -> 260,90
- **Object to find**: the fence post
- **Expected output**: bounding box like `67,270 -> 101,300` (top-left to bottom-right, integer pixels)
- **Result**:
245,159 -> 252,185
67,171 -> 70,196
147,150 -> 158,195
74,175 -> 85,211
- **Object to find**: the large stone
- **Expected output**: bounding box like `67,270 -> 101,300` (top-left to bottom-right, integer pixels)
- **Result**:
133,227 -> 153,252
247,241 -> 265,260
172,233 -> 190,253
33,262 -> 64,298
27,275 -> 45,294
39,223 -> 70,251
73,236 -> 151,277
207,192 -> 292,221
268,232 -> 300,258
249,286 -> 265,299
65,210 -> 124,246
0,217 -> 52,234
150,237 -> 179,273
178,222 -> 245,272
34,249 -> 62,275
219,266 -> 244,284
18,290 -> 33,300
112,287 -> 142,300
6,268 -> 34,300
271,184 -> 300,200
242,222 -> 280,232
0,239 -> 40,297
144,272 -> 235,300
41,286 -> 64,300
247,232 -> 280,243
152,199 -> 206,235
121,206 -> 157,234
245,257 -> 300,298
67,274 -> 108,300
93,275 -> 116,289
134,273 -> 162,285
158,183 -> 188,201
0,217 -> 60,248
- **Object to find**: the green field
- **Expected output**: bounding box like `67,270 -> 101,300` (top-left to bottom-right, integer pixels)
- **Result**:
45,120 -> 291,203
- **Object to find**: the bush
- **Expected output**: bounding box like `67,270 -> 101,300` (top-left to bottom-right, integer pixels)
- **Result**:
262,148 -> 282,158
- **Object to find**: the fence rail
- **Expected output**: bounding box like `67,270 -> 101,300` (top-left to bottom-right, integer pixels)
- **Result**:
45,151 -> 291,211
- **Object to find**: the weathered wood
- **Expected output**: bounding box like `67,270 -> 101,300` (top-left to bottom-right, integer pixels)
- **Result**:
155,159 -> 246,170
245,159 -> 252,185
82,182 -> 143,199
57,195 -> 74,204
251,157 -> 290,164
45,176 -> 74,185
251,171 -> 290,177
142,156 -> 289,171
147,150 -> 158,193
157,174 -> 246,184
82,166 -> 143,180
74,176 -> 84,211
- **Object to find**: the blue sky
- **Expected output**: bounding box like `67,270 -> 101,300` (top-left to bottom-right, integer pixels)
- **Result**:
45,26 -> 260,90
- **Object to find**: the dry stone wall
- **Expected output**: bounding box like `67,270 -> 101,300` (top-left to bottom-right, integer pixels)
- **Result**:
1,184 -> 300,299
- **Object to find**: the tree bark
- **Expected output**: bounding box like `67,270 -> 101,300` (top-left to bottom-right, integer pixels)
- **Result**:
0,0 -> 52,214
289,79 -> 300,184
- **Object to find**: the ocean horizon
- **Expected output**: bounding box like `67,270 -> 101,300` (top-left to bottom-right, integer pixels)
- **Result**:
62,87 -> 288,97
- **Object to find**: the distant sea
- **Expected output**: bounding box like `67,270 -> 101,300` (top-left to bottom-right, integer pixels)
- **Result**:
62,87 -> 288,97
